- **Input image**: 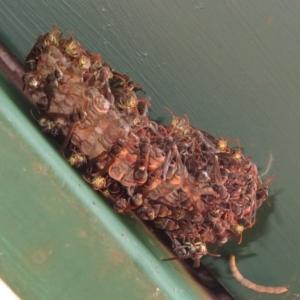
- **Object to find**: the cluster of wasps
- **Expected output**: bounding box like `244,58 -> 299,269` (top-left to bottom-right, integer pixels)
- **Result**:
23,26 -> 272,270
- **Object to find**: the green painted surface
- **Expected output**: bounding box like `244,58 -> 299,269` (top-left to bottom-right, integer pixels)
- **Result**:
1,0 -> 300,299
0,76 -> 210,299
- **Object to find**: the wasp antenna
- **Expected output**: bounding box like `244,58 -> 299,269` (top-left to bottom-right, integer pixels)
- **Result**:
265,174 -> 276,185
67,30 -> 75,41
164,106 -> 175,118
30,109 -> 41,122
183,113 -> 190,126
161,256 -> 187,262
207,252 -> 221,258
260,153 -> 274,177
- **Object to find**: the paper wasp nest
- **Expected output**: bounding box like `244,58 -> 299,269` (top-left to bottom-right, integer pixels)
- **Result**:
23,26 -> 271,268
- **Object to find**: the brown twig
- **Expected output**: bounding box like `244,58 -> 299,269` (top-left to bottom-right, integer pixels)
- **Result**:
229,255 -> 288,294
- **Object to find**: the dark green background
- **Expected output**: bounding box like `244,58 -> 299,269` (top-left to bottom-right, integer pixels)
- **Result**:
1,1 -> 299,299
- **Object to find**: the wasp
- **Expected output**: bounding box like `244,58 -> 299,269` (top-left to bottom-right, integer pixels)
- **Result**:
162,237 -> 220,268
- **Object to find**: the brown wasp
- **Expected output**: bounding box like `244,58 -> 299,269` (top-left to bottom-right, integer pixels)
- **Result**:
162,237 -> 220,268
